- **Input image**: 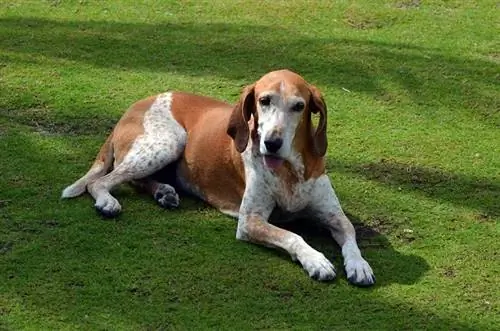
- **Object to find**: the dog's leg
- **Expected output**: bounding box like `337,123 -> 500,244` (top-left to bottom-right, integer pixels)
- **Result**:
87,135 -> 184,217
235,181 -> 336,281
88,94 -> 187,217
132,178 -> 180,209
309,175 -> 375,287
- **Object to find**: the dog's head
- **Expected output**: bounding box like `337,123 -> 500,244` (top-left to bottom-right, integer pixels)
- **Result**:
227,69 -> 327,169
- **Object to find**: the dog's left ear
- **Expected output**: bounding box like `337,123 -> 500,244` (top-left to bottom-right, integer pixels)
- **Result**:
308,85 -> 328,157
227,84 -> 256,153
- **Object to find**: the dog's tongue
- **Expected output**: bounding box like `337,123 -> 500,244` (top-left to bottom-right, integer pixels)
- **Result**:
264,155 -> 284,169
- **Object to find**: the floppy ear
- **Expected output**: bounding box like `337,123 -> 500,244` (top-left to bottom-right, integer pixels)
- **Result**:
308,85 -> 328,157
227,84 -> 256,153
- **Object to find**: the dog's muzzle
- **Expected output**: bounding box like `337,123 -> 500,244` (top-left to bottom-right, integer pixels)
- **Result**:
264,138 -> 283,154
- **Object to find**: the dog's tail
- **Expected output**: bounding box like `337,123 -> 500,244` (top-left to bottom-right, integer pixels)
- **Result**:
61,133 -> 114,199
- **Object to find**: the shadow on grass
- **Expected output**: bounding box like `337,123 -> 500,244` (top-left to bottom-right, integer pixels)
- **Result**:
0,97 -> 117,136
279,213 -> 430,287
79,178 -> 431,288
329,158 -> 500,218
0,17 -> 498,125
0,131 -> 490,331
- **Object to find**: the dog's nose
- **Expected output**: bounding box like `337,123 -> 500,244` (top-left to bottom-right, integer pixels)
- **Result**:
264,138 -> 283,153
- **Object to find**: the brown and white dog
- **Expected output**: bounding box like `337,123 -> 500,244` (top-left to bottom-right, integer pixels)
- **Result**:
62,70 -> 375,286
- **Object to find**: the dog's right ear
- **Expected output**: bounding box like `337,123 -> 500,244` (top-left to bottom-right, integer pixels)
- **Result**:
227,84 -> 256,153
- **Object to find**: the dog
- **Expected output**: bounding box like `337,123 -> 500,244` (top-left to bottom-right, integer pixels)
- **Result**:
62,69 -> 375,286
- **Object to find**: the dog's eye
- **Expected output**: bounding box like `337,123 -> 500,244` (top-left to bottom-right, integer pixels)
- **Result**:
291,101 -> 305,112
259,96 -> 271,106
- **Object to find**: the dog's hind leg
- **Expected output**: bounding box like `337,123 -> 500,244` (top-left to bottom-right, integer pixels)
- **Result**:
87,92 -> 187,217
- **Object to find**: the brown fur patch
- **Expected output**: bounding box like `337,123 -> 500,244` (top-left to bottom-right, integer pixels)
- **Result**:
245,214 -> 288,246
293,110 -> 325,180
170,92 -> 246,213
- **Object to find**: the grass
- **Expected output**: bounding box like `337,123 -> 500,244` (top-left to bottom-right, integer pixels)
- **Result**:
0,0 -> 499,329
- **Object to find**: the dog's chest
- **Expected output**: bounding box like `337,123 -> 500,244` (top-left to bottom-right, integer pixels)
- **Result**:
252,158 -> 316,213
268,173 -> 315,212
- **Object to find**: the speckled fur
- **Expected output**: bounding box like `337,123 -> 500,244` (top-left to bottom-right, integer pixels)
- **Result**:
85,92 -> 187,216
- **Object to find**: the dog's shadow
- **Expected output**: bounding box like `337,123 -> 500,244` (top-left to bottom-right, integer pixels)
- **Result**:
274,212 -> 430,287
131,185 -> 429,287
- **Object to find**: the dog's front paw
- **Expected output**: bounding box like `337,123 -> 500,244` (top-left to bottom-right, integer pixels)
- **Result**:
95,196 -> 121,218
298,249 -> 336,281
154,184 -> 179,209
345,258 -> 375,287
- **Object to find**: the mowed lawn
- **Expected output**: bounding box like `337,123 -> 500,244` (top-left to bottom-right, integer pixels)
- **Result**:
0,0 -> 498,330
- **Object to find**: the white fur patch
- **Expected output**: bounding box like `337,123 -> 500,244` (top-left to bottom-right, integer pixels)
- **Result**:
256,90 -> 304,160
119,92 -> 186,176
219,209 -> 240,218
241,148 -> 315,213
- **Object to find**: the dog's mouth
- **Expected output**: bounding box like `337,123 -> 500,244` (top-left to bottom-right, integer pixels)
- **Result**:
263,154 -> 284,169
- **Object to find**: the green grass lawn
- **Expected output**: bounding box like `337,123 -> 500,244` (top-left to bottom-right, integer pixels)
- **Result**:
1,0 -> 499,329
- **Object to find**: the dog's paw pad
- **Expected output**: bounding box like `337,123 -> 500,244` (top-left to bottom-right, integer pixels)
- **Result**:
154,184 -> 180,209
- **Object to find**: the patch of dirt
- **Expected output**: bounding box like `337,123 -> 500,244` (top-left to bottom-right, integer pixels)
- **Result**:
352,216 -> 396,248
8,175 -> 28,187
263,281 -> 294,301
39,219 -> 60,227
5,108 -> 115,136
475,213 -> 495,223
357,159 -> 452,187
67,280 -> 85,288
396,228 -> 416,243
0,199 -> 11,208
442,267 -> 456,278
375,90 -> 405,104
486,52 -> 500,63
12,221 -> 43,235
0,297 -> 12,315
31,117 -> 115,136
350,213 -> 419,246
129,285 -> 152,297
395,0 -> 421,9
354,224 -> 380,239
343,6 -> 397,30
